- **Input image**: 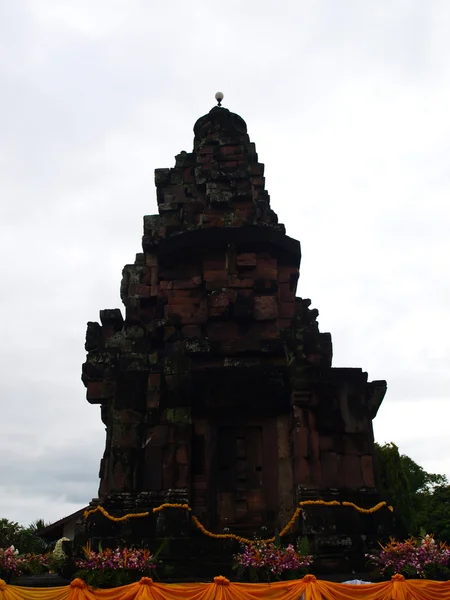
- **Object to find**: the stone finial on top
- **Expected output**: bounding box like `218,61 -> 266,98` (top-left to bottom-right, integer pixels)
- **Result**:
215,91 -> 224,106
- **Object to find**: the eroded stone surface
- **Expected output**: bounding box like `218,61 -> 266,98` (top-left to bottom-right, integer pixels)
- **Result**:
78,104 -> 390,577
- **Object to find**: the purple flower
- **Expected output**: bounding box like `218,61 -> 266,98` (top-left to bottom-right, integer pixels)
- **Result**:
234,541 -> 313,577
75,547 -> 156,573
367,534 -> 450,578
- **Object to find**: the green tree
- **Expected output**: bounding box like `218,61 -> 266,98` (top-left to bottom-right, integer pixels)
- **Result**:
375,442 -> 448,539
0,518 -> 49,553
26,519 -> 48,535
0,518 -> 23,549
375,442 -> 415,534
418,485 -> 450,542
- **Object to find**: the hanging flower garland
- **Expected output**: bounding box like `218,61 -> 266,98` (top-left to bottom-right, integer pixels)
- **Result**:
84,499 -> 393,544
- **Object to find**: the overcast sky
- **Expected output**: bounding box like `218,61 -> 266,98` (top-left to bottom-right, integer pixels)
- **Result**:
1,0 -> 449,526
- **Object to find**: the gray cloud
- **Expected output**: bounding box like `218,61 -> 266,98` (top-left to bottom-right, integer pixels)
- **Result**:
1,0 -> 449,524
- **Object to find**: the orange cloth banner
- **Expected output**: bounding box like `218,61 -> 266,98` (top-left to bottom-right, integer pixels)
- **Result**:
2,574 -> 450,600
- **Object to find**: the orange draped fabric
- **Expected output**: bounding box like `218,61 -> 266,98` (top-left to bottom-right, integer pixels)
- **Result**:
2,574 -> 450,600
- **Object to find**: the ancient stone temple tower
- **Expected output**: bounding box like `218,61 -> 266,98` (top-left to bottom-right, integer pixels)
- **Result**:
80,99 -> 390,576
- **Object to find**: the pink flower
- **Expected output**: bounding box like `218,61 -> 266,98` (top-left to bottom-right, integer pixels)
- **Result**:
234,541 -> 313,577
366,534 -> 450,578
75,547 -> 155,573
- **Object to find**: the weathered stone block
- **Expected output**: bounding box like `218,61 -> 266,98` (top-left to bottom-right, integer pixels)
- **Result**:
183,167 -> 194,183
361,455 -> 375,487
277,317 -> 292,329
255,257 -> 277,279
162,446 -> 176,489
206,185 -> 233,205
252,321 -> 279,340
154,168 -> 170,185
167,295 -> 200,307
229,276 -> 254,288
251,176 -> 265,189
129,283 -> 151,298
343,434 -> 367,455
203,269 -> 228,281
205,280 -> 229,291
163,408 -> 191,425
147,389 -> 160,409
176,465 -> 189,488
250,162 -> 264,175
199,145 -> 214,155
176,445 -> 189,466
100,308 -> 124,327
236,252 -> 257,267
148,373 -> 161,388
254,295 -> 278,320
86,381 -> 114,403
278,266 -> 298,283
208,306 -> 227,317
321,452 -> 342,487
278,282 -> 296,302
279,301 -> 295,318
218,144 -> 242,156
164,305 -> 192,323
254,278 -> 278,293
143,214 -> 161,234
233,293 -> 254,318
145,253 -> 158,267
309,428 -> 320,458
163,326 -> 177,341
173,276 -> 202,289
293,457 -> 310,485
192,306 -> 208,325
343,454 -> 363,489
197,154 -> 214,165
142,267 -> 158,286
207,321 -> 239,341
208,290 -> 234,307
203,254 -> 226,270
182,324 -> 201,339
85,321 -> 103,351
292,427 -> 309,458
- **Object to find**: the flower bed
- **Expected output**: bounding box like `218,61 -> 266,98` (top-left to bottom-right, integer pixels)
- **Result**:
74,545 -> 156,588
367,534 -> 450,579
0,546 -> 48,582
233,539 -> 313,582
5,531 -> 450,587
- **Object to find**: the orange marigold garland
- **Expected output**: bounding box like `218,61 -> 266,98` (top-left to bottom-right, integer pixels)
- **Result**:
83,505 -> 150,522
152,503 -> 191,513
84,499 -> 394,543
341,501 -> 394,514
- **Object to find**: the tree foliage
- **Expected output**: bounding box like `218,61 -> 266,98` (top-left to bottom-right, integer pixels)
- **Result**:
0,518 -> 49,553
419,485 -> 450,543
375,442 -> 450,540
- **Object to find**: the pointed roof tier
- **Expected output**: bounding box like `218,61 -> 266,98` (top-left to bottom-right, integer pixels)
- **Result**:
143,104 -> 299,265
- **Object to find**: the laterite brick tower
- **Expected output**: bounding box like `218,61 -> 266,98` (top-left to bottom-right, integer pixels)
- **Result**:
79,97 -> 391,576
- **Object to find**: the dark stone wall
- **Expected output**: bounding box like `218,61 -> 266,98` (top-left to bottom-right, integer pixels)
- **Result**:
79,105 -> 390,575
